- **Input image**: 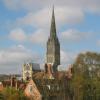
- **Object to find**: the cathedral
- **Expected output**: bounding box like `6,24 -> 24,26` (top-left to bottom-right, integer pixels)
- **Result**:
23,7 -> 60,81
46,7 -> 60,72
22,7 -> 73,100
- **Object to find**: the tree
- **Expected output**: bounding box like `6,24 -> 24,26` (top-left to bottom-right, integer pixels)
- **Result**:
0,87 -> 28,100
71,52 -> 100,100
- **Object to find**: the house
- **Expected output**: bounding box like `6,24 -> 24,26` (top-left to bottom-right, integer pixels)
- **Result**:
24,79 -> 41,100
2,76 -> 26,91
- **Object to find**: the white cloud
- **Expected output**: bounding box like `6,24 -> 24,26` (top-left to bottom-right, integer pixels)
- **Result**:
9,28 -> 27,42
3,0 -> 37,11
17,6 -> 84,29
0,45 -> 31,65
1,0 -> 100,74
3,0 -> 100,14
8,27 -> 49,45
97,40 -> 100,46
0,45 -> 41,74
0,45 -> 77,74
61,29 -> 91,42
8,27 -> 92,46
61,50 -> 76,65
30,29 -> 48,44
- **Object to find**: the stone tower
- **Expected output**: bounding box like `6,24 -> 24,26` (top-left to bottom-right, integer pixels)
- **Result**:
46,7 -> 60,72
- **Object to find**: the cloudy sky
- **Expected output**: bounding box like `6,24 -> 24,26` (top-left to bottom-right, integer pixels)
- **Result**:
0,0 -> 100,74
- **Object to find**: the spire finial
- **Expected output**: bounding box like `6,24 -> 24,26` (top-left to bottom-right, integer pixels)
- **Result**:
53,5 -> 54,11
50,5 -> 56,38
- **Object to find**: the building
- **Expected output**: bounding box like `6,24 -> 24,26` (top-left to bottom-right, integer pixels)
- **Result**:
46,7 -> 60,72
24,79 -> 41,100
23,63 -> 41,81
1,75 -> 26,91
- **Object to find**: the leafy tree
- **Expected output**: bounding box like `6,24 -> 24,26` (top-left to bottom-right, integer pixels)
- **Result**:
0,87 -> 28,100
71,52 -> 100,100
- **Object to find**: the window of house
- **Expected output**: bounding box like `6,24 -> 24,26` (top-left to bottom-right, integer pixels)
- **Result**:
29,85 -> 33,93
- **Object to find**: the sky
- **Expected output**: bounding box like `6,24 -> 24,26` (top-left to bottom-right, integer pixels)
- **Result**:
0,0 -> 100,74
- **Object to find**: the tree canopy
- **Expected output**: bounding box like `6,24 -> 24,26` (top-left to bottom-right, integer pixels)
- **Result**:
71,52 -> 100,100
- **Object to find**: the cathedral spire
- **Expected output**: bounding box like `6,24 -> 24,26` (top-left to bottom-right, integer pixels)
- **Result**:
47,6 -> 60,72
50,6 -> 56,38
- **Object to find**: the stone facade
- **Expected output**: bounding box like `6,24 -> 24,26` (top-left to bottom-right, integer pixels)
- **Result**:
23,63 -> 33,81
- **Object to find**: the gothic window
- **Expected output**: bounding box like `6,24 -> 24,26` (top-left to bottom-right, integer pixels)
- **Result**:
30,85 -> 33,93
28,85 -> 33,93
25,64 -> 30,70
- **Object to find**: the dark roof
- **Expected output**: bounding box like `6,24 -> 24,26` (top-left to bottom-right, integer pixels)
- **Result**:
31,63 -> 41,71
